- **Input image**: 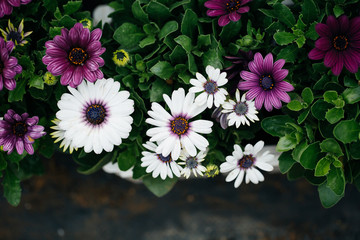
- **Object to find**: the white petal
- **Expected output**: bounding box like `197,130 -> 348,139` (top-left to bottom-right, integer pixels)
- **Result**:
195,92 -> 208,106
207,94 -> 214,109
234,170 -> 245,188
171,138 -> 181,160
247,169 -> 259,184
255,161 -> 274,172
170,88 -> 185,116
253,168 -> 265,182
181,135 -> 197,157
253,140 -> 264,156
196,72 -> 207,83
190,120 -> 213,134
225,168 -> 240,182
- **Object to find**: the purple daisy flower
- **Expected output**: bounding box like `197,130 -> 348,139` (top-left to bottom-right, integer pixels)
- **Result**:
204,0 -> 252,27
42,23 -> 106,88
308,15 -> 360,76
0,109 -> 46,155
0,0 -> 31,18
0,37 -> 22,91
238,52 -> 294,112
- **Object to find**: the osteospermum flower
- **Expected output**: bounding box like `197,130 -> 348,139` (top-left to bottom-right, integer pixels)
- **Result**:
205,163 -> 219,178
0,109 -> 46,155
205,0 -> 251,27
0,19 -> 32,47
42,23 -> 105,88
189,65 -> 228,109
0,37 -> 22,91
220,141 -> 274,188
146,88 -> 213,160
141,141 -> 182,180
50,119 -> 77,154
238,52 -> 294,112
0,0 -> 31,18
222,89 -> 259,127
178,150 -> 207,179
56,78 -> 134,154
308,15 -> 360,75
113,49 -> 130,67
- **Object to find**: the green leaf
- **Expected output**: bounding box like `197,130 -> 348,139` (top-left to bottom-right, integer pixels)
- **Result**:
3,168 -> 21,207
202,48 -> 222,70
287,100 -> 303,111
181,9 -> 198,39
320,138 -> 343,157
117,144 -> 139,171
273,32 -> 296,45
276,134 -> 298,152
302,87 -> 314,105
131,0 -> 149,23
343,86 -> 360,104
29,75 -> 44,90
327,166 -> 345,195
219,20 -> 242,44
142,175 -> 178,197
349,141 -> 360,159
315,156 -> 332,177
0,154 -> 7,171
169,0 -> 191,12
333,119 -> 360,144
305,22 -> 319,40
344,76 -> 358,87
295,35 -> 306,48
113,23 -> 145,51
276,44 -> 299,63
158,21 -> 178,40
300,141 -> 322,170
301,0 -> 319,23
174,35 -> 192,53
139,35 -> 156,48
150,61 -> 174,80
333,5 -> 344,18
43,0 -> 57,12
318,182 -> 343,208
197,34 -> 211,48
146,1 -> 171,23
150,79 -> 172,102
287,163 -> 305,180
278,151 -> 296,174
297,108 -> 310,124
8,79 -> 26,102
311,99 -> 332,120
261,115 -> 295,137
63,1 -> 82,15
325,108 -> 344,124
292,141 -> 308,162
323,90 -> 338,103
260,3 -> 296,27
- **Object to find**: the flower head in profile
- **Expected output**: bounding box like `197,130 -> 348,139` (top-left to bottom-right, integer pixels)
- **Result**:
211,106 -> 230,129
222,89 -> 259,127
0,37 -> 22,91
80,18 -> 92,29
42,23 -> 106,88
141,141 -> 182,180
308,15 -> 360,75
44,72 -> 58,86
220,141 -> 274,188
205,0 -> 252,27
50,119 -> 77,154
178,150 -> 207,179
113,49 -> 130,67
238,52 -> 294,112
189,65 -> 228,109
0,19 -> 32,47
205,163 -> 219,178
0,109 -> 46,155
56,78 -> 134,154
146,88 -> 213,160
0,0 -> 32,18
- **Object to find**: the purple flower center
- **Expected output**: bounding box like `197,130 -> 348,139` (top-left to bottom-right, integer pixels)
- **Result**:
186,157 -> 198,169
234,102 -> 248,115
333,35 -> 348,51
170,117 -> 189,136
8,31 -> 22,44
13,122 -> 27,137
238,154 -> 255,169
226,0 -> 241,13
157,154 -> 172,163
204,80 -> 218,94
68,47 -> 88,65
260,75 -> 274,90
86,104 -> 106,125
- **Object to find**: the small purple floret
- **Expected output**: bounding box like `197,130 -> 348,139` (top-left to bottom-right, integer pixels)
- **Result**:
0,37 -> 22,91
0,0 -> 32,18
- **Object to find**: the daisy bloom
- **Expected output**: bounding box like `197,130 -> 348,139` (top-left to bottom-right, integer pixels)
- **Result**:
141,141 -> 182,180
205,163 -> 219,178
113,49 -> 130,67
146,88 -> 213,160
42,23 -> 105,88
178,150 -> 207,179
308,15 -> 360,75
0,37 -> 22,91
222,89 -> 259,127
44,72 -> 58,86
189,65 -> 228,109
0,0 -> 31,18
50,119 -> 77,154
238,52 -> 294,112
56,78 -> 134,154
220,141 -> 274,188
204,0 -> 251,27
0,109 -> 46,155
0,19 -> 32,47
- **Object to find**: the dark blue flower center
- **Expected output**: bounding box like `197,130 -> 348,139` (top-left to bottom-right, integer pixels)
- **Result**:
157,154 -> 172,163
238,154 -> 255,169
13,122 -> 27,137
333,35 -> 348,51
204,81 -> 218,94
234,102 -> 248,115
116,51 -> 125,60
8,31 -> 22,44
86,104 -> 106,125
68,47 -> 88,65
170,117 -> 189,136
260,75 -> 274,90
226,0 -> 241,13
186,157 -> 198,169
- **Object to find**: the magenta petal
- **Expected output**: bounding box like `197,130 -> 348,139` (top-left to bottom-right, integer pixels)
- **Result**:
49,61 -> 70,76
273,59 -> 285,72
248,61 -> 262,75
3,68 -> 16,79
277,81 -> 294,92
338,15 -> 350,34
5,56 -> 18,68
5,41 -> 14,53
15,138 -> 24,155
315,23 -> 332,37
229,11 -> 241,22
83,66 -> 97,82
26,117 -> 38,126
253,52 -> 264,73
254,91 -> 266,110
264,95 -> 274,112
95,69 -> 103,79
85,59 -> 99,71
8,0 -> 21,7
324,50 -> 337,67
273,69 -> 288,81
207,9 -> 227,16
218,15 -> 230,27
240,0 -> 252,5
72,67 -> 84,87
349,17 -> 360,37
42,55 -> 53,65
0,76 -> 3,91
46,48 -> 67,58
93,57 -> 105,67
237,79 -> 259,89
79,28 -> 91,47
331,54 -> 344,75
274,89 -> 291,103
237,6 -> 249,13
245,87 -> 262,100
90,29 -> 102,42
343,51 -> 359,73
315,37 -> 332,51
326,16 -> 339,34
20,113 -> 29,121
86,41 -> 101,53
263,53 -> 274,73
308,48 -> 326,60
4,78 -> 16,91
204,1 -> 224,9
269,91 -> 282,109
69,26 -> 80,46
24,143 -> 34,155
60,65 -> 75,86
3,137 -> 15,153
240,70 -> 259,81
53,35 -> 70,50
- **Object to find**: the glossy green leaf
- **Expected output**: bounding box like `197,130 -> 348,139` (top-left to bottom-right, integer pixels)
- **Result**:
181,9 -> 198,39
146,1 -> 171,23
315,156 -> 332,177
276,44 -> 299,63
150,61 -> 174,80
287,100 -> 303,111
297,108 -> 310,124
113,23 -> 145,51
323,90 -> 338,103
333,119 -> 360,144
150,79 -> 172,102
327,166 -> 345,196
202,48 -> 222,70
318,182 -> 344,208
320,138 -> 343,157
261,115 -> 295,137
311,99 -> 332,120
349,141 -> 360,159
333,5 -> 344,18
325,108 -> 344,124
276,134 -> 297,152
301,0 -> 319,23
158,21 -> 178,39
117,144 -> 139,171
302,87 -> 314,105
143,175 -> 178,197
278,151 -> 296,174
0,153 -> 7,171
259,3 -> 296,27
300,142 -> 322,170
174,35 -> 193,53
3,168 -> 21,207
273,32 -> 296,45
292,141 -> 308,162
63,1 -> 82,15
343,86 -> 360,104
132,0 -> 149,23
8,79 -> 26,102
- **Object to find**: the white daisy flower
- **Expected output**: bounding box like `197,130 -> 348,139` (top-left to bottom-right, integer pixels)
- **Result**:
146,88 -> 213,160
56,78 -> 134,154
141,141 -> 183,180
222,89 -> 259,128
50,119 -> 77,154
189,65 -> 228,109
178,149 -> 207,179
220,141 -> 274,188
